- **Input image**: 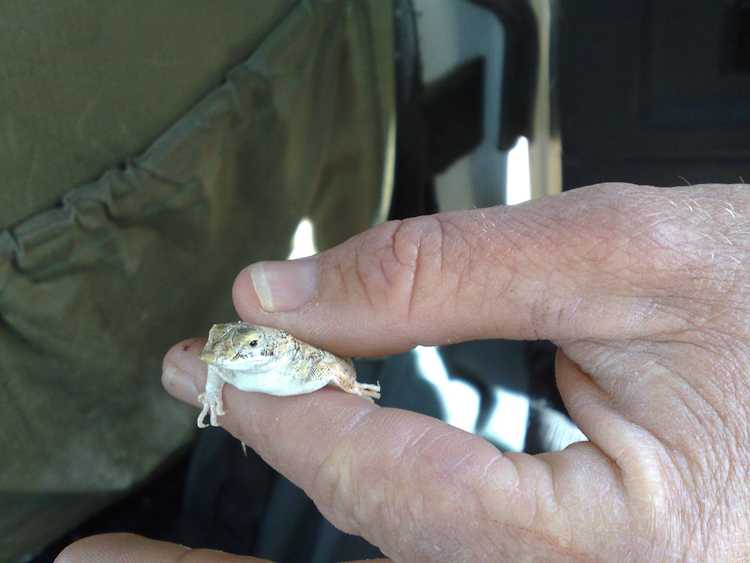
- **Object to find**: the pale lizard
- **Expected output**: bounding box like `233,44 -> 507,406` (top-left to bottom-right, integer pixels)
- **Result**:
197,322 -> 381,428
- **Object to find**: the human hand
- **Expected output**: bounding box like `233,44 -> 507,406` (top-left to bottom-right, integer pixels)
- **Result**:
59,183 -> 750,562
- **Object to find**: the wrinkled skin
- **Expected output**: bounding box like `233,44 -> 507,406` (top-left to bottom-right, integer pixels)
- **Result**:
58,184 -> 750,562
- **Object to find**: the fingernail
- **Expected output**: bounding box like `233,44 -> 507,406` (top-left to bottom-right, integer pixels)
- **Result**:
162,365 -> 199,405
249,258 -> 318,313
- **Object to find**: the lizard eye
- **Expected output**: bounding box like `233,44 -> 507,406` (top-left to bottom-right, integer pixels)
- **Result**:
249,339 -> 259,347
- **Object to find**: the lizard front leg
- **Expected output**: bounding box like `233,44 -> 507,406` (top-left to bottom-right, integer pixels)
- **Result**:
197,366 -> 227,428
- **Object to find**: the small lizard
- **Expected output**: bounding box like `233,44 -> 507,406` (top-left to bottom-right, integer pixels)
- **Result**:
197,322 -> 381,428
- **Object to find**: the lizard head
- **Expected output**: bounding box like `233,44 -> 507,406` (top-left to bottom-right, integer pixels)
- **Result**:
199,322 -> 283,369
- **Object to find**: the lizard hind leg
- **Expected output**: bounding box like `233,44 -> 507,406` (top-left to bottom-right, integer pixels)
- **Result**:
323,360 -> 381,402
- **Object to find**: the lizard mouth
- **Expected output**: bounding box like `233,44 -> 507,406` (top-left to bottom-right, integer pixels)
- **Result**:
199,343 -> 247,365
199,342 -> 240,364
198,350 -> 221,363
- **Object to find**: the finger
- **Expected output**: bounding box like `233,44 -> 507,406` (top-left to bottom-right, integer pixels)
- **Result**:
161,337 -> 206,409
55,532 -> 270,563
554,348 -> 673,507
162,342 -> 637,562
232,183 -> 735,356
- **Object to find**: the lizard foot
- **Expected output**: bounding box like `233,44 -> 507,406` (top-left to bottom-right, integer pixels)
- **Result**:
197,392 -> 227,428
356,382 -> 381,402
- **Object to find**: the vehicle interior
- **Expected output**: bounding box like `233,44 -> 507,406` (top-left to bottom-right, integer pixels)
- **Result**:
4,1 -> 749,561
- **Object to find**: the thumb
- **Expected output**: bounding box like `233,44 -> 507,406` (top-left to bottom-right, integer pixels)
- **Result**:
233,183 -> 686,356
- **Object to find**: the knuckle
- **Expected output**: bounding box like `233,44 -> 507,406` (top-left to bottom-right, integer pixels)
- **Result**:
349,215 -> 451,318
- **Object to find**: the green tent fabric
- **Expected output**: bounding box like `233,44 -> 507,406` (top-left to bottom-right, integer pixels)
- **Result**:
0,0 -> 394,558
0,0 -> 303,231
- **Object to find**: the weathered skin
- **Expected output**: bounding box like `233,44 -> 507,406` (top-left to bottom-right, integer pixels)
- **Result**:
197,322 -> 380,428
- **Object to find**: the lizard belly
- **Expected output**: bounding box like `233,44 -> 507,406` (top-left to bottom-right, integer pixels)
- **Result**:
218,365 -> 330,396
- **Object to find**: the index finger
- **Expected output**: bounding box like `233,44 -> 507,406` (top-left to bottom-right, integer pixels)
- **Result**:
161,343 -> 632,562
